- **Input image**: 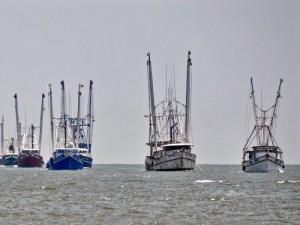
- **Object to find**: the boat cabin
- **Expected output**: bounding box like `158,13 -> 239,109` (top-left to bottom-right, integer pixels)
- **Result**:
243,146 -> 283,161
20,149 -> 40,155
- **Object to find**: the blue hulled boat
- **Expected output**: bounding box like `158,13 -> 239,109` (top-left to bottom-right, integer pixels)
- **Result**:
47,81 -> 94,170
47,148 -> 83,170
79,148 -> 93,168
68,80 -> 94,168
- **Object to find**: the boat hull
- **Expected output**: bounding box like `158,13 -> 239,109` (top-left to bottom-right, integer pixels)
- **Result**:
242,155 -> 284,172
2,155 -> 18,166
80,155 -> 93,168
48,155 -> 83,170
145,151 -> 196,171
17,154 -> 44,168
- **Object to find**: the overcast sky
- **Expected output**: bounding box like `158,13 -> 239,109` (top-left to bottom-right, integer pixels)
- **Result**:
0,0 -> 299,164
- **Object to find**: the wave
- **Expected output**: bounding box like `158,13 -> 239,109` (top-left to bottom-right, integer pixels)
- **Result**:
277,180 -> 300,184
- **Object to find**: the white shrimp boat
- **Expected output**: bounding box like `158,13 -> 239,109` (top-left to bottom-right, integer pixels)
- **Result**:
242,78 -> 284,172
145,51 -> 196,171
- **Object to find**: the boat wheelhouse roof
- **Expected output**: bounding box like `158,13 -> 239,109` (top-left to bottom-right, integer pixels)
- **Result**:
243,145 -> 282,153
163,143 -> 193,147
54,148 -> 89,153
21,148 -> 40,151
4,153 -> 19,156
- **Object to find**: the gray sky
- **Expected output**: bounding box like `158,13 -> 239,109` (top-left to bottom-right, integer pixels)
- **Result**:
0,0 -> 299,164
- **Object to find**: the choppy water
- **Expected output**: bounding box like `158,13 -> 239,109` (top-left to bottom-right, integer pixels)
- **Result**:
0,164 -> 299,225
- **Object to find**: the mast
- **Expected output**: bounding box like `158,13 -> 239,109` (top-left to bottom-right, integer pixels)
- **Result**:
14,94 -> 21,153
87,80 -> 94,153
76,84 -> 84,148
250,78 -> 261,145
269,79 -> 283,130
48,84 -> 54,150
147,53 -> 157,155
1,115 -> 4,154
31,124 -> 34,149
61,81 -> 67,148
185,51 -> 192,142
39,93 -> 45,150
265,79 -> 283,145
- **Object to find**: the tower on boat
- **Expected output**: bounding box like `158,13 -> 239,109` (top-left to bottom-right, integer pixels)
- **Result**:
242,78 -> 284,172
144,51 -> 196,171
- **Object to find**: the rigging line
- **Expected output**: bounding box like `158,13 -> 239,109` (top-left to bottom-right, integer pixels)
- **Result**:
165,65 -> 168,102
245,82 -> 251,143
173,64 -> 176,101
47,93 -> 52,155
273,98 -> 281,137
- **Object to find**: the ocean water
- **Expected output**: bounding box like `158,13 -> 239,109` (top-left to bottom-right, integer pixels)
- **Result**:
0,164 -> 299,225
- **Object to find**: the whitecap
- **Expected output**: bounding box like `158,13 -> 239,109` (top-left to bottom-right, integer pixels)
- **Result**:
288,180 -> 300,184
195,180 -> 216,183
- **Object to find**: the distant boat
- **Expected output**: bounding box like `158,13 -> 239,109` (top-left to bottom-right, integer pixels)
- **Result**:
144,51 -> 196,171
74,80 -> 94,168
1,114 -> 18,166
2,138 -> 18,166
47,81 -> 83,170
15,94 -> 45,168
59,81 -> 94,168
242,78 -> 284,172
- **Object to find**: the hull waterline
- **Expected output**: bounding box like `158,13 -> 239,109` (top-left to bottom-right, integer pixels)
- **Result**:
3,156 -> 18,166
145,152 -> 196,171
48,155 -> 83,170
80,155 -> 93,168
17,154 -> 44,168
242,155 -> 284,172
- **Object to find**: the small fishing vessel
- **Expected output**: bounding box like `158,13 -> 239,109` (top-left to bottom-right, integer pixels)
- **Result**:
145,51 -> 196,171
1,115 -> 18,166
2,138 -> 18,166
242,78 -> 284,172
15,94 -> 45,168
47,81 -> 83,170
75,80 -> 94,168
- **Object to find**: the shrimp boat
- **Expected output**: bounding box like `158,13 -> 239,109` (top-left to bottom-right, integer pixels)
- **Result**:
145,51 -> 196,171
242,78 -> 284,172
1,115 -> 18,166
2,138 -> 18,166
71,80 -> 94,168
47,81 -> 93,170
15,94 -> 45,168
47,81 -> 83,170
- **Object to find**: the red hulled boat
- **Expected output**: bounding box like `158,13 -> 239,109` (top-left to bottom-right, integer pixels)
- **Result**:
14,93 -> 45,168
17,149 -> 43,167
